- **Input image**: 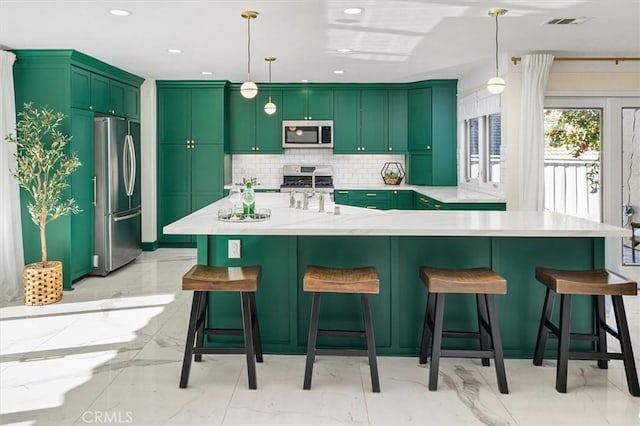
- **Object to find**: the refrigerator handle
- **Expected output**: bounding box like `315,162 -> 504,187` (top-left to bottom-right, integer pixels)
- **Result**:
93,176 -> 97,206
123,134 -> 136,197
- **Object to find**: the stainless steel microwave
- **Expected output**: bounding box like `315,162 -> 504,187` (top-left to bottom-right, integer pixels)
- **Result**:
282,120 -> 333,149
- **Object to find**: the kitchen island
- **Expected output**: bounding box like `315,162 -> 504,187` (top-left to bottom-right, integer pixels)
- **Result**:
165,193 -> 630,357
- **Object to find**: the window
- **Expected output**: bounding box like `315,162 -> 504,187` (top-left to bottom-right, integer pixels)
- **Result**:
462,113 -> 502,184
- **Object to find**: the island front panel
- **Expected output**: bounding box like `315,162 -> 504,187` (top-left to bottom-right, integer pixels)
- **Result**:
197,234 -> 603,357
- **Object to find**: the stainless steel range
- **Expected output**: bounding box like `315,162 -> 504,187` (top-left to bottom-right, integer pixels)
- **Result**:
280,165 -> 334,193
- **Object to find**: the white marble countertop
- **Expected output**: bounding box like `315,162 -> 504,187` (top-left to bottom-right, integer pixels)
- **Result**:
223,184 -> 505,203
165,193 -> 629,238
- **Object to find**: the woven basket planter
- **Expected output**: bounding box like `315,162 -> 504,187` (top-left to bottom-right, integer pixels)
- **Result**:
23,261 -> 63,305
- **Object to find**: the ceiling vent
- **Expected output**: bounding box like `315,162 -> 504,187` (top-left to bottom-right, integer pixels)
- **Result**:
544,17 -> 589,25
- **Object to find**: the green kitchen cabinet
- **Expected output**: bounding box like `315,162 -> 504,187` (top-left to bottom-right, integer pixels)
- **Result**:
391,190 -> 413,209
157,82 -> 227,246
282,87 -> 333,120
408,87 -> 432,152
333,90 -> 361,153
413,194 -> 443,210
229,86 -> 282,153
69,108 -> 95,280
388,89 -> 407,153
70,65 -> 139,119
360,90 -> 388,153
407,81 -> 457,186
13,49 -> 144,290
333,190 -> 350,205
333,190 -> 392,210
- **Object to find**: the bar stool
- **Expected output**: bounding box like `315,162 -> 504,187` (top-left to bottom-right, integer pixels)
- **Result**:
533,267 -> 639,396
419,266 -> 508,394
303,265 -> 380,392
179,265 -> 263,390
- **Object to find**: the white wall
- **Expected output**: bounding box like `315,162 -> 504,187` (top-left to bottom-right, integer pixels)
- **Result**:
140,79 -> 156,244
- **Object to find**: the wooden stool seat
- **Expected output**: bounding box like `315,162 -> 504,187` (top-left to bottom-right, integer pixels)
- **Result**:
533,267 -> 639,396
303,265 -> 380,393
535,267 -> 637,296
183,265 -> 261,292
420,267 -> 506,294
303,265 -> 379,294
180,265 -> 263,390
419,266 -> 508,394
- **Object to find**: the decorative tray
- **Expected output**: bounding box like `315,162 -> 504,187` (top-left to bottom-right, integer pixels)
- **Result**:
217,208 -> 271,222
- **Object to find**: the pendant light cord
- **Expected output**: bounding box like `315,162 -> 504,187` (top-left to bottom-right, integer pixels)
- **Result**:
247,17 -> 251,77
494,14 -> 500,76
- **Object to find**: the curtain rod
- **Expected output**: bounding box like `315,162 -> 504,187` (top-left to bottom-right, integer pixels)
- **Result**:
511,56 -> 640,65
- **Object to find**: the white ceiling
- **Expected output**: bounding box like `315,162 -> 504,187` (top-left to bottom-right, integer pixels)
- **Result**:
1,0 -> 639,83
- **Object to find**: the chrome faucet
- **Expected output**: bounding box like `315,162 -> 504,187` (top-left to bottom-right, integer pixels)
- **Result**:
311,168 -> 332,197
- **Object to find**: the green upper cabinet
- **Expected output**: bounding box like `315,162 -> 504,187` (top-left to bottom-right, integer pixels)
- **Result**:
255,89 -> 283,153
156,81 -> 227,246
407,80 -> 457,186
408,87 -> 432,152
282,87 -> 333,120
71,67 -> 91,110
334,87 -> 408,154
70,64 -> 140,119
12,49 -> 144,290
360,89 -> 388,153
388,89 -> 407,153
333,90 -> 361,153
229,86 -> 282,153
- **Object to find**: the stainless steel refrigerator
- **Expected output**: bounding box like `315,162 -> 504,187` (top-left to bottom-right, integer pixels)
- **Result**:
93,116 -> 142,276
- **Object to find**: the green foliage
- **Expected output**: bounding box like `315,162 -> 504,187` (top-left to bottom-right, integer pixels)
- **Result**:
5,103 -> 81,265
545,109 -> 600,158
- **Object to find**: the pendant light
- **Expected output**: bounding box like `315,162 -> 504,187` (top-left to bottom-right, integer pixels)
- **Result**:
264,56 -> 277,115
487,8 -> 507,94
240,11 -> 259,99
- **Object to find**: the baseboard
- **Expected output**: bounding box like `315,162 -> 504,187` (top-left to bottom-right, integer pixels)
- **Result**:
142,241 -> 159,251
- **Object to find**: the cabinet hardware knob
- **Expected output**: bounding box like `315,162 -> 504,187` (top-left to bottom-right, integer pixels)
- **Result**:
361,147 -> 365,151
89,105 -> 93,110
426,146 -> 431,150
389,147 -> 392,151
251,147 -> 255,151
256,147 -> 260,151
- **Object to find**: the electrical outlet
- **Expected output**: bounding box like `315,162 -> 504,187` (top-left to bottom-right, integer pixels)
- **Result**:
228,240 -> 241,259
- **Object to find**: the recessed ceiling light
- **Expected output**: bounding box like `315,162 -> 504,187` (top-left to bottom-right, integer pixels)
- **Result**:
337,48 -> 352,53
343,7 -> 363,15
333,70 -> 344,74
167,49 -> 182,54
301,79 -> 309,83
201,71 -> 213,76
109,9 -> 130,16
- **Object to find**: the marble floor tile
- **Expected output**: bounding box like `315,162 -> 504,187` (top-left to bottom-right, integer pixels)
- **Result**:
1,248 -> 638,426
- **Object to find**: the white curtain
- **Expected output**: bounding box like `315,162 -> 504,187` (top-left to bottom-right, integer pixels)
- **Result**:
518,54 -> 554,211
0,50 -> 23,301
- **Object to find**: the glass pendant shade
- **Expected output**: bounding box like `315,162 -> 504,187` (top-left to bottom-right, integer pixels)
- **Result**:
240,80 -> 258,99
487,76 -> 506,94
264,99 -> 276,114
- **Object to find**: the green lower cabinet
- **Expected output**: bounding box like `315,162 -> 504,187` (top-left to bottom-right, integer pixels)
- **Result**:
391,190 -> 413,209
407,153 -> 433,186
199,234 -> 602,357
350,190 -> 391,210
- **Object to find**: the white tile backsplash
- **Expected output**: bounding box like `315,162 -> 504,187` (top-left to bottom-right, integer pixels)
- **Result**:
232,150 -> 405,187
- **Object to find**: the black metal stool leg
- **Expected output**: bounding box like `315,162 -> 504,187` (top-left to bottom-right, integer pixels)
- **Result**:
533,287 -> 556,366
361,294 -> 380,393
180,291 -> 204,388
477,293 -> 490,367
428,293 -> 445,391
419,293 -> 436,365
556,294 -> 572,393
241,292 -> 257,390
249,292 -> 263,363
303,293 -> 322,390
611,295 -> 640,397
595,295 -> 608,369
486,294 -> 508,394
194,292 -> 207,363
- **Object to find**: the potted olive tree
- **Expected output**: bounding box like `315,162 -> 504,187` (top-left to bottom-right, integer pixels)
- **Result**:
6,103 -> 80,305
